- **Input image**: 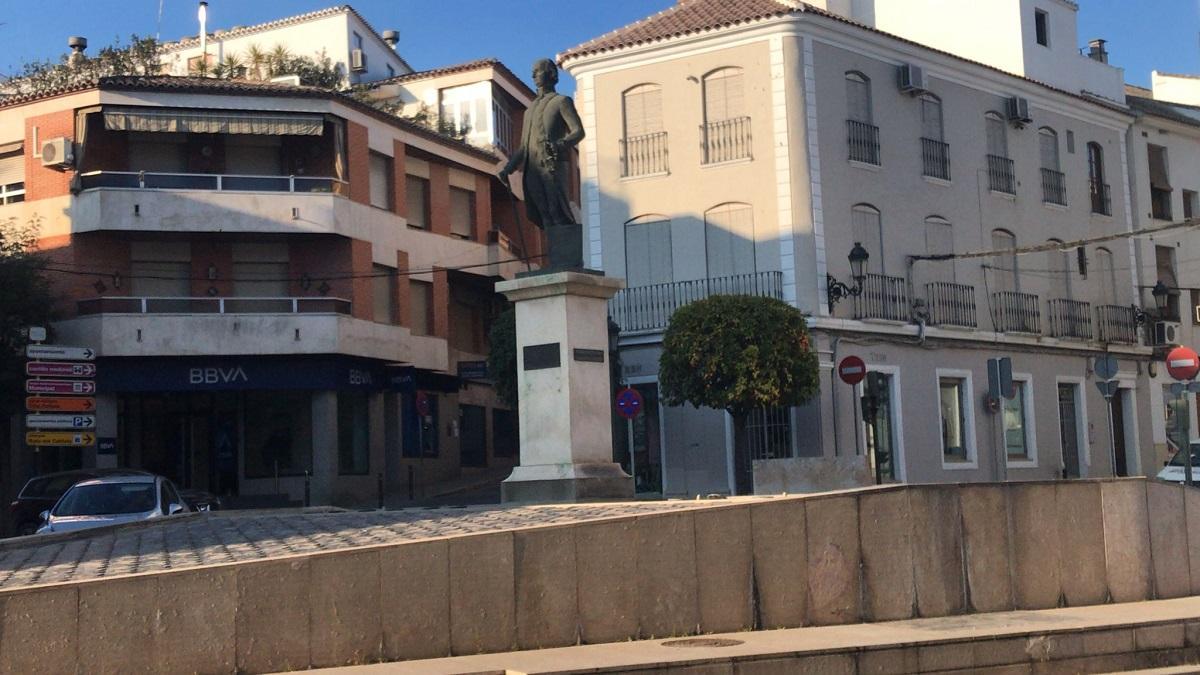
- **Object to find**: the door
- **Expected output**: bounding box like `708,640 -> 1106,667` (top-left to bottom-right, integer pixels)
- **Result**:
862,372 -> 896,483
459,404 -> 487,468
1111,391 -> 1128,476
1057,384 -> 1081,478
628,384 -> 663,494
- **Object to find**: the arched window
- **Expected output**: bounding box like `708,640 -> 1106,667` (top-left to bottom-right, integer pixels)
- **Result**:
1095,247 -> 1117,305
622,84 -> 663,139
990,229 -> 1018,293
1087,142 -> 1109,214
920,94 -> 943,142
985,112 -> 1013,193
1039,128 -> 1065,204
924,216 -> 954,283
1038,128 -> 1060,171
851,204 -> 883,274
704,203 -> 756,278
624,215 -> 672,287
1046,238 -> 1072,299
845,72 -> 872,124
702,67 -> 745,123
1087,142 -> 1105,184
985,112 -> 1008,158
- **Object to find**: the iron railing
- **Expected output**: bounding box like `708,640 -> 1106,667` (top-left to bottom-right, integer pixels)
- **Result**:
855,273 -> 909,322
987,155 -> 1016,195
77,296 -> 352,315
77,171 -> 348,195
1047,298 -> 1093,340
620,131 -> 669,178
847,120 -> 880,165
701,116 -> 752,164
609,271 -> 783,333
921,138 -> 950,181
1096,304 -> 1138,344
1090,178 -> 1112,216
925,282 -> 977,328
991,291 -> 1041,334
1041,168 -> 1067,205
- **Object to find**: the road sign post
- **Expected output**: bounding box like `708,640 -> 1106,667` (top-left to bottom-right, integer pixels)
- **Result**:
837,357 -> 867,459
1093,355 -> 1121,478
1166,346 -> 1200,486
615,387 -> 644,491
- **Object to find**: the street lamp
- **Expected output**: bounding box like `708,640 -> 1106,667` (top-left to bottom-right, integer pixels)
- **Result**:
827,242 -> 870,310
1133,279 -> 1171,325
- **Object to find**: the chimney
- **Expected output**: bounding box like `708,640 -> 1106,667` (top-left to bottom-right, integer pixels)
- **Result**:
1087,39 -> 1108,64
382,30 -> 399,49
67,36 -> 87,67
198,1 -> 209,73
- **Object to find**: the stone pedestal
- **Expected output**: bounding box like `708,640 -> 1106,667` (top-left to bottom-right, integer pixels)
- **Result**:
495,272 -> 633,502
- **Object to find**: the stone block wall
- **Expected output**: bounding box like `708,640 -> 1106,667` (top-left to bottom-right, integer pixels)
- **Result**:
0,478 -> 1195,674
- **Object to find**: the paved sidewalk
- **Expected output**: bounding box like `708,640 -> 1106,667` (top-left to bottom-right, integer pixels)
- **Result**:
0,499 -> 724,591
304,596 -> 1200,674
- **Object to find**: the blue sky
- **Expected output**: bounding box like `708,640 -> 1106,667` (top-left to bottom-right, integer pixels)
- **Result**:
0,1 -> 1196,91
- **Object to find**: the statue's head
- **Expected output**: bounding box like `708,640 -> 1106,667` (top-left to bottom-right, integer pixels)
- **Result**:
532,58 -> 558,89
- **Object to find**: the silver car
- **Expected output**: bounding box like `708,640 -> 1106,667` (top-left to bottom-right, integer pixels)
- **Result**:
36,474 -> 190,535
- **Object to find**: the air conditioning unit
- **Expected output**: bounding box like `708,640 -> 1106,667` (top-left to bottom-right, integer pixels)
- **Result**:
350,49 -> 367,73
269,74 -> 301,86
40,137 -> 74,169
1006,96 -> 1033,127
1153,321 -> 1181,346
897,64 -> 927,94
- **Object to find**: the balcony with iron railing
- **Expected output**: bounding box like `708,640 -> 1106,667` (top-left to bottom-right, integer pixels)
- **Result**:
701,116 -> 752,165
921,138 -> 950,181
1090,178 -> 1112,216
991,291 -> 1041,334
847,120 -> 880,166
854,274 -> 909,322
77,296 -> 352,315
925,282 -> 977,328
1041,168 -> 1067,206
1096,304 -> 1139,344
1047,298 -> 1093,340
987,155 -> 1016,195
620,131 -> 669,178
78,171 -> 348,195
609,271 -> 783,333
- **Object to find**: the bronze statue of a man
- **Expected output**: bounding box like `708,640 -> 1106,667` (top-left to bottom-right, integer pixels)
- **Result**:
500,58 -> 585,271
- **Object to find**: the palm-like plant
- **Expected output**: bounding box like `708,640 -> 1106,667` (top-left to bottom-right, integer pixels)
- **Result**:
214,53 -> 245,79
244,43 -> 267,80
267,44 -> 293,76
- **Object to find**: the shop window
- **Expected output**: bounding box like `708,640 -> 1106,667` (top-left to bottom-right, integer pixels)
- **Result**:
244,390 -> 313,478
338,391 -> 370,474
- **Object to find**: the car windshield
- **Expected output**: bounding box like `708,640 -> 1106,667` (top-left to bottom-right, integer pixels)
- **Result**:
1167,446 -> 1200,467
53,483 -> 156,516
20,474 -> 85,500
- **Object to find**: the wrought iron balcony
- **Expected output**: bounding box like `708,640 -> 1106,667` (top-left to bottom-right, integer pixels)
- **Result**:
925,282 -> 977,328
1047,298 -> 1093,340
987,155 -> 1016,195
847,120 -> 880,166
77,296 -> 352,315
77,171 -> 348,194
1090,178 -> 1112,216
1041,168 -> 1067,206
609,271 -> 783,333
921,138 -> 951,181
620,131 -> 669,178
854,274 -> 909,322
991,291 -> 1041,334
1096,304 -> 1138,344
701,116 -> 752,164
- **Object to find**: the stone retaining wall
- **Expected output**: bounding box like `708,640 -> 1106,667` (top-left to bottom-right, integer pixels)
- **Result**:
0,478 -> 1194,674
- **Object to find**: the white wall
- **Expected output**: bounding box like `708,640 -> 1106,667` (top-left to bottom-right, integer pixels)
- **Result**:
1152,72 -> 1200,107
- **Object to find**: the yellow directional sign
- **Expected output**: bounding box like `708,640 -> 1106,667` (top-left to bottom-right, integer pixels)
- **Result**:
25,431 -> 95,447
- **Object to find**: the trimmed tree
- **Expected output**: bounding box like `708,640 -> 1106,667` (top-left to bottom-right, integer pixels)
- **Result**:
658,295 -> 819,494
487,306 -> 517,408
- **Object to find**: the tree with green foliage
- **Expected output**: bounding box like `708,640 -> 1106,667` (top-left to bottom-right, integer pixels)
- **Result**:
487,306 -> 518,408
3,35 -> 162,96
658,295 -> 819,493
0,220 -> 55,418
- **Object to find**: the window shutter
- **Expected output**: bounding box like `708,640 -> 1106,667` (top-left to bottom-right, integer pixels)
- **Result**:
986,115 -> 1008,157
845,76 -> 871,124
924,218 -> 954,283
0,152 -> 23,186
624,86 -> 663,138
851,206 -> 883,274
921,97 -> 943,141
1039,131 -> 1059,171
991,231 -> 1017,293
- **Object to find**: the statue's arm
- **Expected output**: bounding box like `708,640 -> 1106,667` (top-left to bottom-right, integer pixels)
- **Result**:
500,145 -> 525,185
559,96 -> 585,148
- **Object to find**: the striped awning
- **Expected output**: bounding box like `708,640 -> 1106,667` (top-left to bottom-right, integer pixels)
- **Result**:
103,108 -> 324,136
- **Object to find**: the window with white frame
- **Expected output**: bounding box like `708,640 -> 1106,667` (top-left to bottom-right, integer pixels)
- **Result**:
1004,378 -> 1035,463
0,150 -> 25,204
939,375 -> 972,464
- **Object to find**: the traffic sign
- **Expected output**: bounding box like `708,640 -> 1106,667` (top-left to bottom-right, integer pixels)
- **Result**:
26,379 -> 95,395
615,387 -> 644,420
415,391 -> 431,417
838,356 -> 867,386
987,357 -> 1015,400
25,414 -> 95,430
1095,380 -> 1119,401
1094,355 -> 1119,381
26,345 -> 95,361
25,431 -> 95,447
26,361 -> 96,377
1166,346 -> 1200,382
26,397 -> 95,412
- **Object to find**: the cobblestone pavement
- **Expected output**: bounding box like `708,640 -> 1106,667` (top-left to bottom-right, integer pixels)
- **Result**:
0,500 -> 721,591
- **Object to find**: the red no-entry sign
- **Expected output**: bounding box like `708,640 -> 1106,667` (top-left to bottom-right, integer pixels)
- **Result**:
1166,346 -> 1200,382
838,356 -> 867,386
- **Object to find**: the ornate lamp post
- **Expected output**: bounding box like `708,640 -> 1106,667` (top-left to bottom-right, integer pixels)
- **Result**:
827,242 -> 870,310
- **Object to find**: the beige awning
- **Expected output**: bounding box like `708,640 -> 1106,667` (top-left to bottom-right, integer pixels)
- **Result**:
103,108 -> 324,136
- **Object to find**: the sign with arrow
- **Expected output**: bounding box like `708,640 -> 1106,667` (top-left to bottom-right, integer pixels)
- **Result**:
26,345 -> 95,361
25,431 -> 95,447
26,362 -> 96,377
25,414 -> 96,430
26,380 -> 95,395
26,397 -> 95,412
